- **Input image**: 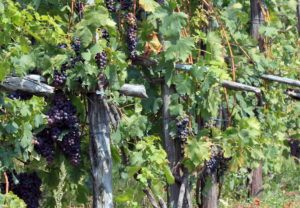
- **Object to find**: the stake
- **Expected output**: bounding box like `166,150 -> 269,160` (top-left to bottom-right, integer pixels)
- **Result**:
261,74 -> 300,88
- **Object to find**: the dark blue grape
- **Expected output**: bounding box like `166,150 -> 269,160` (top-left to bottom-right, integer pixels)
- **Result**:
72,38 -> 81,56
7,91 -> 33,100
2,172 -> 42,208
105,0 -> 116,12
34,129 -> 55,163
120,0 -> 132,10
156,0 -> 164,4
95,52 -> 107,69
57,128 -> 81,166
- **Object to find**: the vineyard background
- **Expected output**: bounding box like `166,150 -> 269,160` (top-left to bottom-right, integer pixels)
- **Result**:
0,0 -> 300,208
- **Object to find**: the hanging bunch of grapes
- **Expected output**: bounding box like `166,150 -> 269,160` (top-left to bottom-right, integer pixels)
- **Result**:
176,117 -> 190,156
1,172 -> 42,208
52,39 -> 84,88
126,13 -> 138,59
7,91 -> 33,100
120,0 -> 133,11
34,92 -> 81,166
95,51 -> 108,69
205,152 -> 231,180
105,0 -> 116,12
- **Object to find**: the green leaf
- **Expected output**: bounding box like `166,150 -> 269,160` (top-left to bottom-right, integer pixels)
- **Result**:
172,73 -> 193,94
0,61 -> 10,81
5,122 -> 19,134
165,37 -> 194,61
76,27 -> 93,48
160,12 -> 188,37
20,123 -> 33,148
163,166 -> 175,184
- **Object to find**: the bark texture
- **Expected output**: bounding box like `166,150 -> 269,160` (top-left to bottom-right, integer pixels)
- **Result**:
162,82 -> 181,207
88,93 -> 113,208
250,0 -> 265,197
250,0 -> 265,50
200,173 -> 219,208
0,75 -> 54,95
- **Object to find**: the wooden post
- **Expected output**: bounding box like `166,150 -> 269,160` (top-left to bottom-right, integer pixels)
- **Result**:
88,93 -> 113,208
162,81 -> 181,208
250,0 -> 265,51
201,173 -> 219,208
250,0 -> 265,197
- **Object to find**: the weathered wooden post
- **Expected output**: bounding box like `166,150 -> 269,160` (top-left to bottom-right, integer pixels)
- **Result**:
88,93 -> 113,208
249,0 -> 267,197
162,81 -> 181,207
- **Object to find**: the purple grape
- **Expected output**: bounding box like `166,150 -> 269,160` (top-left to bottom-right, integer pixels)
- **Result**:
120,0 -> 132,10
156,0 -> 164,4
95,52 -> 107,69
1,172 -> 42,208
105,0 -> 116,12
176,117 -> 189,156
126,14 -> 138,59
34,129 -> 55,163
7,91 -> 33,100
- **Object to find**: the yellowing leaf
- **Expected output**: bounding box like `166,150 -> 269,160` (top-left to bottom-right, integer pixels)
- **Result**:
139,0 -> 159,12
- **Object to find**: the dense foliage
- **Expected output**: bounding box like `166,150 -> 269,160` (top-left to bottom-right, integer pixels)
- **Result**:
0,0 -> 299,207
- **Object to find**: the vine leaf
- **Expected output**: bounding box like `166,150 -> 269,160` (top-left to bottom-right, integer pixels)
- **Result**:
0,61 -> 10,81
164,37 -> 194,61
139,0 -> 159,12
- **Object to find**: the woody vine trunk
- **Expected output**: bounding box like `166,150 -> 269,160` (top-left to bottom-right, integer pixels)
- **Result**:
88,93 -> 113,208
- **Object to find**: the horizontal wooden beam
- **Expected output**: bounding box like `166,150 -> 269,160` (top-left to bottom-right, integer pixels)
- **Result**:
175,64 -> 193,71
221,80 -> 261,95
286,90 -> 300,100
261,74 -> 300,87
0,75 -> 54,96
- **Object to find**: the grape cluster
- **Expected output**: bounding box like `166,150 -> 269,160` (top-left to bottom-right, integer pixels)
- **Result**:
7,91 -> 33,100
1,172 -> 42,208
176,117 -> 189,156
57,128 -> 81,165
105,0 -> 116,12
126,13 -> 138,59
289,138 -> 300,158
34,129 -> 55,163
156,0 -> 165,4
205,154 -> 231,180
120,0 -> 132,11
95,52 -> 108,69
52,69 -> 67,87
72,38 -> 81,56
35,92 -> 81,166
52,40 -> 84,88
101,29 -> 110,44
206,156 -> 219,174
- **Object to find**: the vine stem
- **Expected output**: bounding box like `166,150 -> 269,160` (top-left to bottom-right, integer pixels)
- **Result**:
68,0 -> 75,33
4,172 -> 9,194
221,27 -> 236,81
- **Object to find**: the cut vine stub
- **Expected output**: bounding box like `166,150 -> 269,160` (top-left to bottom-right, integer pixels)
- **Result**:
119,84 -> 148,98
